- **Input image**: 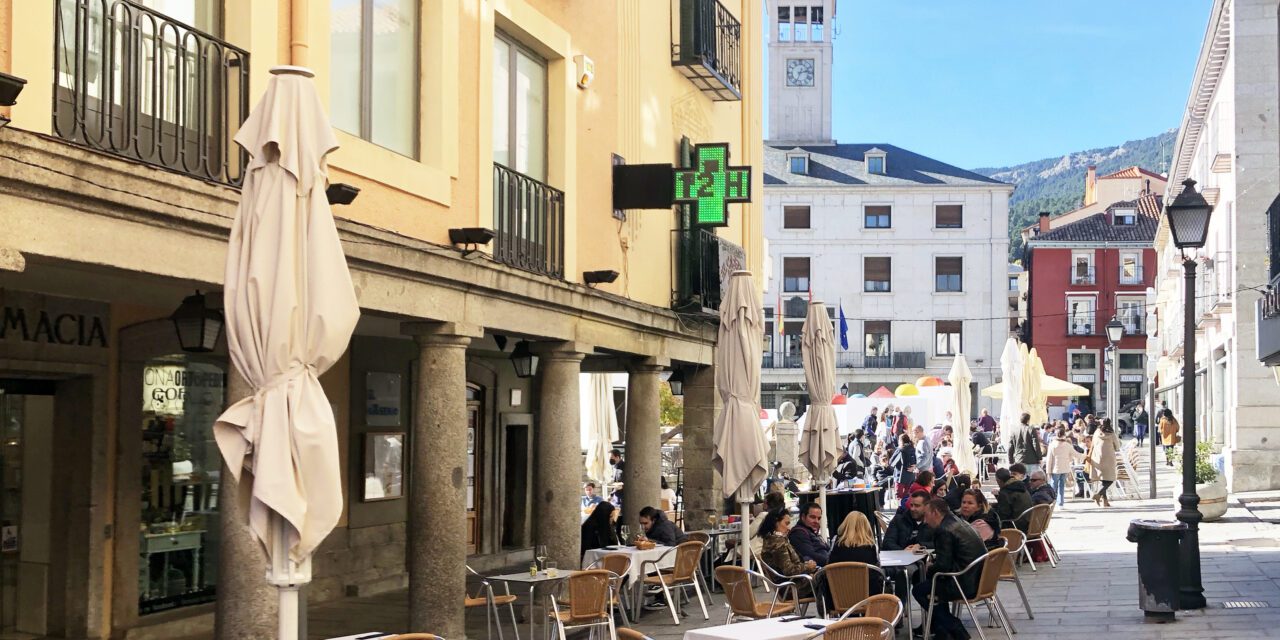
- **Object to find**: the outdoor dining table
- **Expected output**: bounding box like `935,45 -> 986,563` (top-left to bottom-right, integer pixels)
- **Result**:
486,569 -> 569,640
683,616 -> 836,640
582,544 -> 678,616
880,549 -> 930,634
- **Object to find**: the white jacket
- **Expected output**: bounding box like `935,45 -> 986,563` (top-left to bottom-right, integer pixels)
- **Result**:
1044,439 -> 1083,476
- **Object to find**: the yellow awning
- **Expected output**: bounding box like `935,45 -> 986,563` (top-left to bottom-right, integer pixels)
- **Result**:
981,374 -> 1089,399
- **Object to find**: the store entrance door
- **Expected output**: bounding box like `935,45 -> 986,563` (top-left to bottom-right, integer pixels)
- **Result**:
0,380 -> 55,638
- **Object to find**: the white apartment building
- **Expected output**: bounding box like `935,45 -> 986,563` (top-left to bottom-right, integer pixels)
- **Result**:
1152,0 -> 1280,492
761,0 -> 1012,415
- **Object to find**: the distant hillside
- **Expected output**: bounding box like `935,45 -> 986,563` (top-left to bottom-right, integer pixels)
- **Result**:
974,130 -> 1177,259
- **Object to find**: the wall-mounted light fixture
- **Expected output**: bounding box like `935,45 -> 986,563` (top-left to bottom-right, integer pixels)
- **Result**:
666,368 -> 685,396
510,340 -> 538,379
170,291 -> 223,353
583,270 -> 619,286
0,71 -> 29,129
326,183 -> 360,205
449,227 -> 496,258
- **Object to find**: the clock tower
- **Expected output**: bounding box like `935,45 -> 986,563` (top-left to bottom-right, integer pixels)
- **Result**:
767,0 -> 835,144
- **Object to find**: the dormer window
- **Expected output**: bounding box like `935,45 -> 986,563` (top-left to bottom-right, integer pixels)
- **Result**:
865,148 -> 887,175
789,153 -> 809,175
1114,208 -> 1137,225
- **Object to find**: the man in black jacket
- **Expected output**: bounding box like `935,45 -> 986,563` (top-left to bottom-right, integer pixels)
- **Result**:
912,498 -> 986,640
788,502 -> 830,566
991,468 -> 1033,531
881,491 -> 935,551
638,507 -> 686,546
1005,413 -> 1044,475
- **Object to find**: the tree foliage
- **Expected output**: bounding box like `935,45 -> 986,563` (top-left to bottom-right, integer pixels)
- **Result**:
659,381 -> 684,426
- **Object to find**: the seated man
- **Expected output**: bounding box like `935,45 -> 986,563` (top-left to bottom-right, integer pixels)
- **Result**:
912,498 -> 987,640
991,468 -> 1033,531
581,481 -> 604,509
637,506 -> 686,546
881,491 -> 935,551
788,502 -> 830,567
1027,470 -> 1057,506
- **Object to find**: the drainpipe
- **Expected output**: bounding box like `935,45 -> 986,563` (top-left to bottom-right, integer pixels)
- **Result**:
291,0 -> 310,67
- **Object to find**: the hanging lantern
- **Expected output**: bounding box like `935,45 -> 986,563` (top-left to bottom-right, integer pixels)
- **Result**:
170,291 -> 223,353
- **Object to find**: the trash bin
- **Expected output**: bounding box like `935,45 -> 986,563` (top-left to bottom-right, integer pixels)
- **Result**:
1126,519 -> 1187,621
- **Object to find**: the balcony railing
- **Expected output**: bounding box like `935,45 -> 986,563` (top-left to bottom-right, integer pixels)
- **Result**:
1068,318 -> 1095,335
762,351 -> 926,369
1122,317 -> 1146,336
53,0 -> 249,187
493,163 -> 565,279
1118,265 -> 1145,285
672,227 -> 723,313
671,0 -> 742,101
1070,268 -> 1095,285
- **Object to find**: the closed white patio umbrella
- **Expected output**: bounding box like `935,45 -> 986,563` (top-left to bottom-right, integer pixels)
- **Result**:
713,271 -> 770,569
948,353 -> 977,475
998,338 -> 1024,449
800,300 -> 840,534
213,66 -> 360,640
1027,348 -> 1048,425
585,373 -> 620,487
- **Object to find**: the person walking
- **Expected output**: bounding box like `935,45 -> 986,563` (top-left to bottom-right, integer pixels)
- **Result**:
1044,426 -> 1082,507
890,433 -> 918,502
1006,412 -> 1045,475
1159,408 -> 1181,467
1132,405 -> 1149,447
1088,420 -> 1122,507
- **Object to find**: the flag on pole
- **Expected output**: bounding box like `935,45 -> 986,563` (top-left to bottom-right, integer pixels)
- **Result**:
838,301 -> 849,351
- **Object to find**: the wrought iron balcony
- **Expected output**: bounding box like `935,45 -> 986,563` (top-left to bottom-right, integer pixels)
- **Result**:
1122,317 -> 1146,336
53,0 -> 249,187
1068,318 -> 1095,336
1118,265 -> 1145,285
672,227 -> 725,313
1070,268 -> 1095,285
761,350 -> 926,369
671,0 -> 742,101
493,163 -> 565,279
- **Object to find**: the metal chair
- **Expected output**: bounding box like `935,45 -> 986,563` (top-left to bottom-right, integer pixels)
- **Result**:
1015,504 -> 1056,570
803,617 -> 894,640
923,548 -> 1016,640
832,593 -> 903,627
465,564 -> 520,640
547,570 -> 617,640
388,635 -> 442,640
997,529 -> 1034,619
586,553 -> 633,626
683,531 -> 716,596
714,565 -> 798,624
640,540 -> 708,625
819,561 -> 888,617
751,548 -> 821,617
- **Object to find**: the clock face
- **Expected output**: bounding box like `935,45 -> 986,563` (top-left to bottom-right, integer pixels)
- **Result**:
786,58 -> 815,87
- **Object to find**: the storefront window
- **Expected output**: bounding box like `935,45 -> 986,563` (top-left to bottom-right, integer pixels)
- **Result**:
138,356 -> 225,614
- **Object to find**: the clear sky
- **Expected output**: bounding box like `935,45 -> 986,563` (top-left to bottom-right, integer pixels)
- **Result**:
764,0 -> 1214,169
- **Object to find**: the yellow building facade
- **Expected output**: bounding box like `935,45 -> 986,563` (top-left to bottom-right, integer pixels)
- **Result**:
0,0 -> 763,637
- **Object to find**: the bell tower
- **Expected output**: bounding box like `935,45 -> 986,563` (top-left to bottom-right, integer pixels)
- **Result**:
767,0 -> 836,144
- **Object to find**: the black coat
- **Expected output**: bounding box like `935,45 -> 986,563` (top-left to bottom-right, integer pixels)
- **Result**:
992,480 -> 1034,531
881,508 -> 935,551
828,542 -> 879,567
890,444 -> 917,485
788,524 -> 830,566
928,514 -> 988,601
645,512 -> 687,546
580,521 -> 618,560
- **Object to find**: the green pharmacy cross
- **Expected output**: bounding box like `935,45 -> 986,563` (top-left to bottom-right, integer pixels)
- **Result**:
673,143 -> 752,227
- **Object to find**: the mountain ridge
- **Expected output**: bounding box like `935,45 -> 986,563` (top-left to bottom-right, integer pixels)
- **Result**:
974,130 -> 1177,258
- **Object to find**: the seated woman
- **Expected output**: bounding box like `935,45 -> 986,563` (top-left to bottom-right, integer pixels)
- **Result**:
957,488 -> 1002,549
944,474 -> 972,512
580,502 -> 619,561
758,508 -> 818,593
828,511 -> 880,567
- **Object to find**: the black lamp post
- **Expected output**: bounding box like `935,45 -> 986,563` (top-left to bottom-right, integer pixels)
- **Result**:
1105,316 -> 1124,424
170,291 -> 223,353
1164,178 -> 1213,610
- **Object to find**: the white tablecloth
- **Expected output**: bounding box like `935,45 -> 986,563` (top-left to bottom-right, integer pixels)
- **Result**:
582,544 -> 676,583
683,618 -> 834,640
880,549 -> 929,568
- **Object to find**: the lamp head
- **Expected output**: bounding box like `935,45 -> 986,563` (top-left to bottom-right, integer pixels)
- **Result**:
1165,179 -> 1213,249
1105,315 -> 1124,344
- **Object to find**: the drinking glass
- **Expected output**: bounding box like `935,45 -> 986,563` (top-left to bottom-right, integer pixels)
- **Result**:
535,544 -> 548,571
546,561 -> 558,578
619,525 -> 631,545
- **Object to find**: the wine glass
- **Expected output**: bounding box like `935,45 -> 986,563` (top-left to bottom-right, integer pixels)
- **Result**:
534,544 -> 548,571
619,525 -> 632,545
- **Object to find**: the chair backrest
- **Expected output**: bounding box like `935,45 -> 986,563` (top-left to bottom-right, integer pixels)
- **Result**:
672,540 -> 703,580
850,593 -> 903,627
874,512 -> 892,536
1023,504 -> 1053,538
999,528 -> 1025,555
597,552 -> 632,580
821,617 -> 893,640
661,498 -> 672,511
566,570 -> 612,622
715,565 -> 760,618
973,548 -> 1009,600
824,562 -> 875,611
616,629 -> 654,640
685,531 -> 711,546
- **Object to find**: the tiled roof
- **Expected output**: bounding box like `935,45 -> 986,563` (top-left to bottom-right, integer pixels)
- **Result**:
1031,194 -> 1161,243
1098,166 -> 1166,181
764,143 -> 1008,187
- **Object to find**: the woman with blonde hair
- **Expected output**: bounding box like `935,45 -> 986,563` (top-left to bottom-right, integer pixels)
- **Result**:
828,511 -> 880,567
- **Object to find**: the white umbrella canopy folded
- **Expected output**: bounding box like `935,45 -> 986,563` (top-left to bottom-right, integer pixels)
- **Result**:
1027,348 -> 1048,425
585,373 -> 619,486
214,66 -> 359,638
713,271 -> 770,568
800,301 -> 841,534
998,338 -> 1024,448
948,353 -> 977,475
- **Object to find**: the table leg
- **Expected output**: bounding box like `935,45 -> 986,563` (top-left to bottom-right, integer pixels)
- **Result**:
529,583 -> 537,640
905,565 -> 914,635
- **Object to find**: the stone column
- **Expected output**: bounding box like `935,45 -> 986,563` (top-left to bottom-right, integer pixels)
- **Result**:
402,322 -> 481,639
622,359 -> 667,528
216,371 -> 277,640
533,342 -> 589,569
681,364 -> 721,525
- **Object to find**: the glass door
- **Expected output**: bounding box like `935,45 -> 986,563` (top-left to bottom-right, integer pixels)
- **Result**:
0,383 -> 54,636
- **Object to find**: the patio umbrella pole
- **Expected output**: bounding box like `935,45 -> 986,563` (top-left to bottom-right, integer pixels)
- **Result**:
269,512 -> 307,640
740,501 -> 750,570
819,483 -> 828,536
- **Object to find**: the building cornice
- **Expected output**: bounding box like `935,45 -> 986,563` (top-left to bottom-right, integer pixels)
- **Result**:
1167,0 -> 1231,189
1027,240 -> 1155,249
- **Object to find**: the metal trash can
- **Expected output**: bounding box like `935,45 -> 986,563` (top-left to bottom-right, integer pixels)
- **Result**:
1126,519 -> 1187,621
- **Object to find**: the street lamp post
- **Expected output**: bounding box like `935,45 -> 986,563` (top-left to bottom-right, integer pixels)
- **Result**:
1105,316 -> 1124,427
1164,178 -> 1214,611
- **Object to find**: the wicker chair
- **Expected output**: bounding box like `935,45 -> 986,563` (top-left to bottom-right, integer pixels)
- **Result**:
751,548 -> 821,617
585,553 -> 633,627
683,531 -> 715,596
714,565 -> 797,624
923,548 -> 1015,640
464,564 -> 520,640
841,593 -> 903,627
640,540 -> 709,625
548,570 -> 617,640
820,561 -> 889,617
997,529 -> 1034,618
1015,504 -> 1056,570
803,617 -> 894,640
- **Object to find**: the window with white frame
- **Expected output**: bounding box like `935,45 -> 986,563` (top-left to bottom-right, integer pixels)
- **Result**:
935,321 -> 962,356
1114,208 -> 1137,226
864,321 -> 890,358
1067,296 -> 1095,335
935,257 -> 963,292
783,257 -> 810,292
810,6 -> 825,41
1119,252 -> 1141,284
789,154 -> 809,175
493,33 -> 548,181
1071,252 -> 1094,284
1117,297 -> 1144,334
792,6 -> 809,41
864,205 -> 891,229
331,0 -> 420,158
935,204 -> 963,229
864,257 -> 891,292
783,205 -> 811,229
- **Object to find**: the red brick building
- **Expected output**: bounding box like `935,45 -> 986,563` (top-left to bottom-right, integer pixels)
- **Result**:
1025,193 -> 1160,417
